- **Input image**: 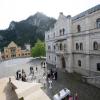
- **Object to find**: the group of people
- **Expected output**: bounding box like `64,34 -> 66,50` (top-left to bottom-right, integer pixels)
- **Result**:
47,69 -> 58,81
16,65 -> 38,82
16,69 -> 26,82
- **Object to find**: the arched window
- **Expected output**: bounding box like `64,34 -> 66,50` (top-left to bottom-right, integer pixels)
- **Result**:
76,43 -> 79,50
48,45 -> 51,50
80,43 -> 83,50
59,29 -> 62,36
62,28 -> 65,35
93,41 -> 98,50
96,18 -> 100,28
78,60 -> 81,67
77,25 -> 81,32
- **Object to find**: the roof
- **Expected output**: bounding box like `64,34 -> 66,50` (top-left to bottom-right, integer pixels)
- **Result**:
8,41 -> 18,48
72,4 -> 100,21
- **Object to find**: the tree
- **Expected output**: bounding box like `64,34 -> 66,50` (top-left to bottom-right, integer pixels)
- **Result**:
31,39 -> 45,57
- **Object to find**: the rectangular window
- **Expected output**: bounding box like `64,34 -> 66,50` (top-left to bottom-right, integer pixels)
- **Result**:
97,63 -> 100,71
55,57 -> 56,61
78,60 -> 81,67
48,35 -> 49,39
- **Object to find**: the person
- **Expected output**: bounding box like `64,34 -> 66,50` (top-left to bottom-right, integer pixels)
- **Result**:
30,66 -> 34,75
36,65 -> 38,71
74,92 -> 78,100
16,70 -> 19,80
9,78 -> 11,83
43,73 -> 47,88
68,95 -> 73,100
47,70 -> 51,80
43,62 -> 45,68
22,72 -> 26,81
18,70 -> 21,80
50,69 -> 53,78
52,71 -> 55,80
22,69 -> 25,73
54,70 -> 57,80
22,69 -> 26,82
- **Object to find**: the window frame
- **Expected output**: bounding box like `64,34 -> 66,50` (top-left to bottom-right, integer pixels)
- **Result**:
96,18 -> 100,28
93,41 -> 98,50
77,25 -> 81,32
78,60 -> 81,67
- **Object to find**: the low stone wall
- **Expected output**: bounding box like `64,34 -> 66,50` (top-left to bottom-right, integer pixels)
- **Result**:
82,76 -> 100,88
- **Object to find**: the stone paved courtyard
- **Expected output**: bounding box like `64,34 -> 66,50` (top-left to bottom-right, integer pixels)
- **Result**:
42,66 -> 100,100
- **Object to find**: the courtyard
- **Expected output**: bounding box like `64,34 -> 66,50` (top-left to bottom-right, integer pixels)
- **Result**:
43,66 -> 100,100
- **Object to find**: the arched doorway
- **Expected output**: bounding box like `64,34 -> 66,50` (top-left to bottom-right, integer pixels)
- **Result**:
61,57 -> 66,68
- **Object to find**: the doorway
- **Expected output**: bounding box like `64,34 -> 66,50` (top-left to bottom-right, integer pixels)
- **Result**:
61,57 -> 66,69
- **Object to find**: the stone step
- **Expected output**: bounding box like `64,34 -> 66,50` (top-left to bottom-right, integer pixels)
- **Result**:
12,80 -> 42,99
24,89 -> 50,100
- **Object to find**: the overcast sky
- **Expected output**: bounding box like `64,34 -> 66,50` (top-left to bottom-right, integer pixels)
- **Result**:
0,0 -> 99,29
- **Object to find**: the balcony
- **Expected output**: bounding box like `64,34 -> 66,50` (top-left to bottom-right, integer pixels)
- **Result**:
55,50 -> 67,55
55,34 -> 67,42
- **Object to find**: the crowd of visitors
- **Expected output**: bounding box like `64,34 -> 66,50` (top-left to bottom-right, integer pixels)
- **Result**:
16,69 -> 26,81
15,60 -> 79,100
47,69 -> 58,81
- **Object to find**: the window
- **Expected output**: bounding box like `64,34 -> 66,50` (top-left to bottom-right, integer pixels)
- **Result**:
54,45 -> 56,50
76,43 -> 79,50
64,44 -> 66,51
80,43 -> 83,50
48,45 -> 51,50
77,25 -> 81,32
55,57 -> 56,61
78,60 -> 81,67
93,41 -> 98,50
60,43 -> 62,50
60,29 -> 62,34
62,28 -> 65,35
49,56 -> 50,59
97,63 -> 100,71
54,33 -> 55,37
48,35 -> 49,39
96,18 -> 100,28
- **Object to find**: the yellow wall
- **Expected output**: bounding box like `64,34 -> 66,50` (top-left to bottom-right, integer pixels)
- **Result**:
2,41 -> 31,60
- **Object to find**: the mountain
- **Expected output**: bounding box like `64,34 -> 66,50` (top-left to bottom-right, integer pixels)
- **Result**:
0,12 -> 56,50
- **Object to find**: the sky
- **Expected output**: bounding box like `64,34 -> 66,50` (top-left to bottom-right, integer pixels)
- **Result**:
0,0 -> 99,29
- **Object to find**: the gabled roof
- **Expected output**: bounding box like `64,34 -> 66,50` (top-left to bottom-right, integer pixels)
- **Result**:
8,41 -> 18,48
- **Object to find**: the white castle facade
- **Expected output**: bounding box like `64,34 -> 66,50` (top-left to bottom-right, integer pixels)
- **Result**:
45,5 -> 100,76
